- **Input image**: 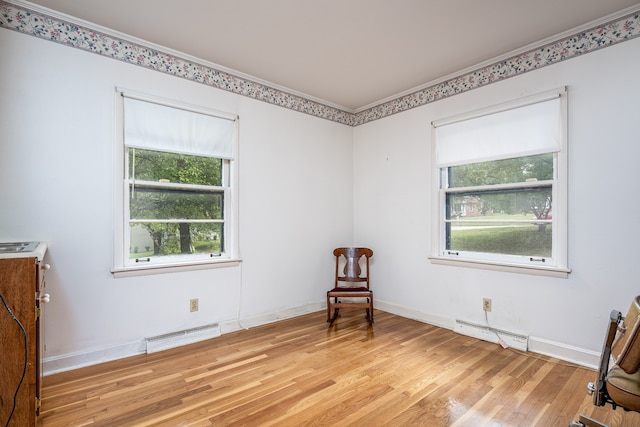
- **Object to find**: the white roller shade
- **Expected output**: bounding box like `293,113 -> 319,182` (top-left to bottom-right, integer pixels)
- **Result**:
433,93 -> 563,167
124,95 -> 235,159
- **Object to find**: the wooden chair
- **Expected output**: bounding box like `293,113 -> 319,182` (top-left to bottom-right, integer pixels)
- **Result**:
570,295 -> 640,427
326,247 -> 374,325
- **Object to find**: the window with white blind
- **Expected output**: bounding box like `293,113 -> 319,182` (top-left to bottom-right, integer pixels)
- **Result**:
429,88 -> 570,277
113,90 -> 239,275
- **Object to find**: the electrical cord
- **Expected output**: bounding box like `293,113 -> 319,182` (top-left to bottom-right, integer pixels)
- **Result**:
484,310 -> 508,348
483,310 -> 585,369
0,291 -> 28,427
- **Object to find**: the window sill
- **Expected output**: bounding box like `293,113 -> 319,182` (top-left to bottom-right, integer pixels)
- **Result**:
428,256 -> 571,278
111,258 -> 242,278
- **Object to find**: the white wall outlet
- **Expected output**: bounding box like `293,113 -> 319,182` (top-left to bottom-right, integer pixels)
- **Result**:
483,298 -> 492,312
190,298 -> 199,312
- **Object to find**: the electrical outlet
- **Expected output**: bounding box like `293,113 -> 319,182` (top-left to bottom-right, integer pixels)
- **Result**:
190,298 -> 199,312
483,298 -> 492,312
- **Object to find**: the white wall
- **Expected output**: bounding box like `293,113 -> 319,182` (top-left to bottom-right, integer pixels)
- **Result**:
0,29 -> 353,373
353,37 -> 640,366
3,20 -> 638,374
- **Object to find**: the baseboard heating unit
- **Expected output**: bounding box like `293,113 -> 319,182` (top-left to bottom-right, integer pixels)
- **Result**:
455,319 -> 528,351
145,323 -> 221,354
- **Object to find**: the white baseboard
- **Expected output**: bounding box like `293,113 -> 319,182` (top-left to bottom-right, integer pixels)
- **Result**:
375,299 -> 599,369
43,300 -> 599,375
219,302 -> 325,333
43,302 -> 324,376
145,323 -> 221,354
375,299 -> 455,330
44,340 -> 147,376
528,336 -> 600,370
454,319 -> 529,352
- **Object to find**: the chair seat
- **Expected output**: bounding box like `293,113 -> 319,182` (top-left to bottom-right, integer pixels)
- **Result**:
607,365 -> 640,412
328,287 -> 371,293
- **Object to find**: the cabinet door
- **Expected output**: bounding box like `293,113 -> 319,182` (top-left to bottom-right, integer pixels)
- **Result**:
0,257 -> 37,426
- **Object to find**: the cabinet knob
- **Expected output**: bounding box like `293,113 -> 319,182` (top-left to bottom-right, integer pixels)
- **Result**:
40,293 -> 51,304
41,264 -> 51,271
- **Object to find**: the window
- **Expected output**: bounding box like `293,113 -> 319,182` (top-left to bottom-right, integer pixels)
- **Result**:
430,88 -> 569,277
113,90 -> 239,275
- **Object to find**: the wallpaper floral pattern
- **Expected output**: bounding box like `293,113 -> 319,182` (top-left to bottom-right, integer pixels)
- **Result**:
1,0 -> 639,126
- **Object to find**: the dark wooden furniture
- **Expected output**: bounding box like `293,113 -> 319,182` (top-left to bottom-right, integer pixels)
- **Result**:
0,254 -> 47,426
326,247 -> 374,325
571,295 -> 640,427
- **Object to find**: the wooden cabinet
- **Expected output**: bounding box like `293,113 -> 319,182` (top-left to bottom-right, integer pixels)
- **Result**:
0,253 -> 47,426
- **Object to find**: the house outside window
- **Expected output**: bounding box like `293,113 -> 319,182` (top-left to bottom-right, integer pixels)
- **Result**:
113,90 -> 239,275
430,88 -> 569,277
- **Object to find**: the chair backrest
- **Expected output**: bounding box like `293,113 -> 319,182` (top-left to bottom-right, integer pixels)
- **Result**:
333,247 -> 373,287
612,296 -> 640,374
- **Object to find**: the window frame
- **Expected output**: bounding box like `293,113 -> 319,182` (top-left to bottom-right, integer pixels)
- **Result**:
112,88 -> 240,277
429,88 -> 570,278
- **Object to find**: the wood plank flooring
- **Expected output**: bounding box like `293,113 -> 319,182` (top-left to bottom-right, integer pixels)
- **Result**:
39,311 -> 640,426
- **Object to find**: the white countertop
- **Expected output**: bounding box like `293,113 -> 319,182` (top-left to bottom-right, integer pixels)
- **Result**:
0,241 -> 48,261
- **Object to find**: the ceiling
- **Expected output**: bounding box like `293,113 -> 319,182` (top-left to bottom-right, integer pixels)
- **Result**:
25,0 -> 640,111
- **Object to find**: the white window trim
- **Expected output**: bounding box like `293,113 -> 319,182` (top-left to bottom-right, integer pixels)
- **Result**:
429,87 -> 570,278
112,88 -> 240,277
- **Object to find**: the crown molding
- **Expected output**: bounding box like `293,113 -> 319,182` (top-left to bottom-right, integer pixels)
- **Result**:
14,0 -> 355,113
353,6 -> 640,125
0,0 -> 357,125
2,0 -> 640,126
354,3 -> 640,114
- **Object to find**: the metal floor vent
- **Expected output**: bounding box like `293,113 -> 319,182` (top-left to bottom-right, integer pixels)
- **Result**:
145,323 -> 221,354
455,319 -> 528,351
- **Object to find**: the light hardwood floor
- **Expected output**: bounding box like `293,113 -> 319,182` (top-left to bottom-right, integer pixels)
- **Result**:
40,311 -> 640,426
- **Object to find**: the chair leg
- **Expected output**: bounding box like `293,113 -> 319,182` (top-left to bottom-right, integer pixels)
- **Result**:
326,293 -> 331,322
327,293 -> 338,324
327,308 -> 339,325
327,295 -> 375,325
326,295 -> 339,323
366,308 -> 374,324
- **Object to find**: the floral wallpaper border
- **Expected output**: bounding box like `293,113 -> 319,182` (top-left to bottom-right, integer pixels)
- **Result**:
354,10 -> 640,126
1,0 -> 639,127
